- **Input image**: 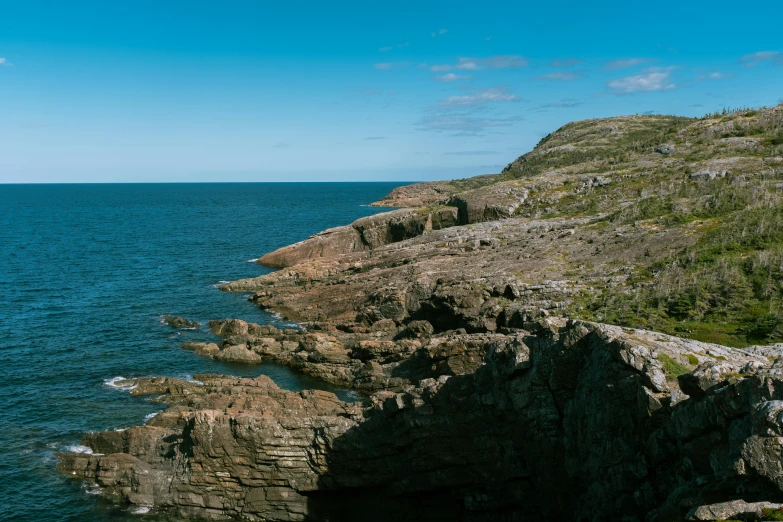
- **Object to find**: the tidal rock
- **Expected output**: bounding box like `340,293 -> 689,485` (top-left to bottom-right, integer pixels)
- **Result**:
161,315 -> 200,329
180,342 -> 220,357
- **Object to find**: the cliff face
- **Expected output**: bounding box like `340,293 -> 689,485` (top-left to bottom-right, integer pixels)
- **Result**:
58,319 -> 783,521
59,105 -> 783,521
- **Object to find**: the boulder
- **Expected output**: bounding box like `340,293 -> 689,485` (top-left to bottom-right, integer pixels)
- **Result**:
181,342 -> 220,357
160,315 -> 199,329
214,344 -> 262,363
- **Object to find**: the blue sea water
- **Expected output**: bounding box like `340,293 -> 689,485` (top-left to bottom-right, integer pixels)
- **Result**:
0,182 -> 404,521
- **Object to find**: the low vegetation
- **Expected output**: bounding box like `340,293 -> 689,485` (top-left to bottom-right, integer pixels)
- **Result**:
496,105 -> 783,347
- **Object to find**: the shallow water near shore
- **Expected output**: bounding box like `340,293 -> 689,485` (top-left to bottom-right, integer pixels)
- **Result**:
0,182 -> 404,521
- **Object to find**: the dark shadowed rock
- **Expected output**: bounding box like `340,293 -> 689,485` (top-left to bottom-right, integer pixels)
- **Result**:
161,315 -> 200,329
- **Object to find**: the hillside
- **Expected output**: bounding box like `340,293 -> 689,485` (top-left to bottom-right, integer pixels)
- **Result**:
372,105 -> 783,347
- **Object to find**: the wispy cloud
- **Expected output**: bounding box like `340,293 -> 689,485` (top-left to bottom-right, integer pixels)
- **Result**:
740,51 -> 783,67
603,58 -> 650,70
535,71 -> 581,81
529,100 -> 582,111
0,57 -> 10,66
379,42 -> 409,52
694,71 -> 732,81
442,86 -> 519,106
374,62 -> 411,70
608,67 -> 676,93
430,55 -> 528,72
551,58 -> 582,68
416,113 -> 522,135
444,150 -> 498,156
364,136 -> 386,140
431,28 -> 448,37
435,73 -> 469,82
273,142 -> 290,149
484,36 -> 493,41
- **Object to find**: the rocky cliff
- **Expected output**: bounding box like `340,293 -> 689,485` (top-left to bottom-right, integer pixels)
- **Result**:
59,105 -> 783,521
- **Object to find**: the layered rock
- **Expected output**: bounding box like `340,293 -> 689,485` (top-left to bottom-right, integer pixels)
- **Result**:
256,207 -> 458,268
59,320 -> 783,521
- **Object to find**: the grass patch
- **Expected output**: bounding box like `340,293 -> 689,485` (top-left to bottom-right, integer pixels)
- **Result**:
657,354 -> 691,377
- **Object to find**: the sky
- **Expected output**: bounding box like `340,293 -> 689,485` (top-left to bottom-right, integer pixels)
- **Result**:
0,0 -> 782,183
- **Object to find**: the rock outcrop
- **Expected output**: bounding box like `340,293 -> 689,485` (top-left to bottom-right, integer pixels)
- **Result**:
161,315 -> 200,329
60,104 -> 783,521
256,207 -> 458,268
59,320 -> 783,521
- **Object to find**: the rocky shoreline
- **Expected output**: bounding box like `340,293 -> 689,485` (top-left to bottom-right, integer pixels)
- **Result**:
59,106 -> 783,521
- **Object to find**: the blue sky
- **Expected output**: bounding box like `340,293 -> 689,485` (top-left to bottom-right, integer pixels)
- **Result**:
1,0 -> 782,183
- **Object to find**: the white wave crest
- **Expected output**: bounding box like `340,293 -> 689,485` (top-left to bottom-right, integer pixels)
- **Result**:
104,376 -> 138,391
181,374 -> 204,386
246,258 -> 259,263
84,484 -> 102,495
143,411 -> 160,423
66,444 -> 103,456
131,505 -> 152,515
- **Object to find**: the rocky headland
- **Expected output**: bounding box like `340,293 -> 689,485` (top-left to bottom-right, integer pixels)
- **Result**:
59,105 -> 783,521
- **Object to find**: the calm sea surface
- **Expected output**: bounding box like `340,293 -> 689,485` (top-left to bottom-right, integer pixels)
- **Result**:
0,182 -> 404,521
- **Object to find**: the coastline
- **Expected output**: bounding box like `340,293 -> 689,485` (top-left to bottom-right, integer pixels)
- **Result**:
57,107 -> 783,522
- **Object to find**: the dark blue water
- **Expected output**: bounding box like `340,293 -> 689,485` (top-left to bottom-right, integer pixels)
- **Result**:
0,183 -> 404,521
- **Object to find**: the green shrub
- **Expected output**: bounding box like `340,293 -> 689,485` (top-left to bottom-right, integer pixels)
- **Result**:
657,354 -> 690,377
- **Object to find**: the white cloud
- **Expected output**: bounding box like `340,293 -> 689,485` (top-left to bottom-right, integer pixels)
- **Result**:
379,46 -> 393,52
535,71 -> 581,81
603,58 -> 650,70
442,86 -> 518,106
430,55 -> 528,72
374,62 -> 411,70
431,28 -> 448,37
435,73 -> 469,82
740,51 -> 783,67
608,67 -> 676,93
0,57 -> 8,66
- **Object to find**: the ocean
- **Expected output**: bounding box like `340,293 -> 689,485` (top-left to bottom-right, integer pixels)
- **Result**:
0,182 -> 404,521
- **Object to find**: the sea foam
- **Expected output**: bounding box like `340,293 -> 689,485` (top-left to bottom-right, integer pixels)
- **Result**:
66,444 -> 103,456
104,376 -> 137,391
